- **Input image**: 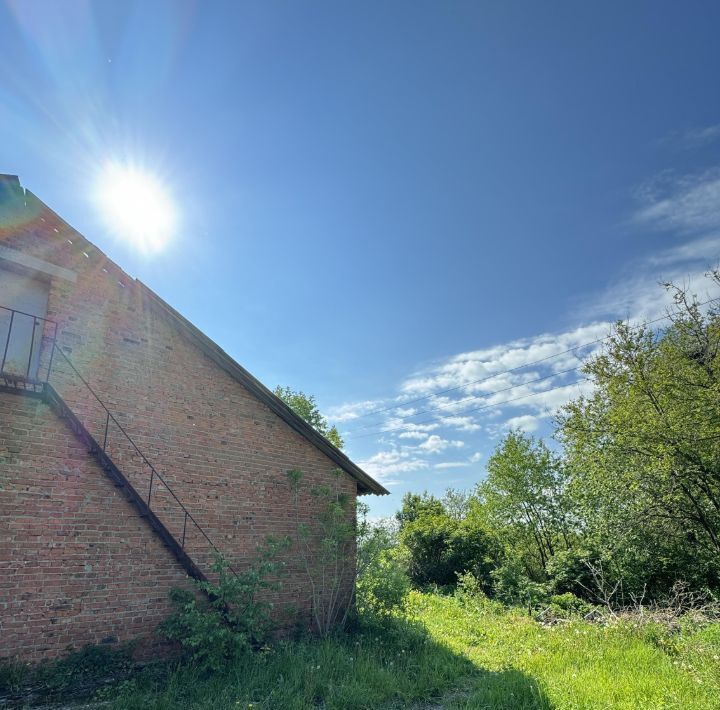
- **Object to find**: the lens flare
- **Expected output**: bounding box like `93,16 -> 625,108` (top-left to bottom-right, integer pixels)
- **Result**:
96,163 -> 177,253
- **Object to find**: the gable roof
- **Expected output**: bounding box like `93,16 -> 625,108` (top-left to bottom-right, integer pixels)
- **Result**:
1,175 -> 388,496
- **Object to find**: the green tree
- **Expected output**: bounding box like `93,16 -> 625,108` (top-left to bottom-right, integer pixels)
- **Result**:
396,492 -> 498,588
480,431 -> 571,578
356,502 -> 410,614
274,385 -> 344,449
395,491 -> 445,527
557,276 -> 720,597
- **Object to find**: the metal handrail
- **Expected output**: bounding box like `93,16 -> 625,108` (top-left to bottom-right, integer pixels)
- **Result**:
0,304 -> 58,381
47,341 -> 238,575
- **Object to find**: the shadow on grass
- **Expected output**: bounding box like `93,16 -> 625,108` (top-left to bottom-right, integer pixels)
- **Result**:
101,613 -> 552,710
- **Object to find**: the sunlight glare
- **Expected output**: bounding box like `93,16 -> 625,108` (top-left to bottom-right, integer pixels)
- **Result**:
96,163 -> 177,253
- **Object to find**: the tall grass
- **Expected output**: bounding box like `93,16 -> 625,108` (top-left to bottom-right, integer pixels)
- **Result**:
4,591 -> 719,708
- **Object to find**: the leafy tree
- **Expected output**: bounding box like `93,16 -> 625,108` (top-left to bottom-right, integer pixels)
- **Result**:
479,431 -> 571,578
274,385 -> 344,449
397,493 -> 498,588
557,276 -> 720,597
395,491 -> 446,527
442,487 -> 472,520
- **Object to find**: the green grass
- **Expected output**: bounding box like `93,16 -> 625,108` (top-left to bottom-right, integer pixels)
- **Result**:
5,592 -> 719,708
411,592 -> 720,709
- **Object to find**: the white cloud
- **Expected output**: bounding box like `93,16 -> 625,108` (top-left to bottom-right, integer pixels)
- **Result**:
327,399 -> 384,422
390,421 -> 440,439
417,435 -> 465,454
645,235 -> 720,267
341,163 -> 720,491
398,430 -> 434,440
358,449 -> 428,484
438,415 -> 481,432
635,169 -> 720,235
503,414 -> 541,433
399,322 -> 609,398
665,124 -> 720,150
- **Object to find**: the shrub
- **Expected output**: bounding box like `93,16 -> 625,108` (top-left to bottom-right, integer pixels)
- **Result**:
357,546 -> 410,615
161,541 -> 287,672
400,512 -> 497,589
547,592 -> 595,617
546,546 -> 604,600
491,558 -> 551,611
287,468 -> 357,636
355,504 -> 410,615
455,570 -> 488,601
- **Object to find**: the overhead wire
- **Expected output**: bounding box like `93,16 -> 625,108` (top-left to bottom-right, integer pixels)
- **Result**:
346,295 -> 720,441
346,297 -> 720,427
350,378 -> 591,439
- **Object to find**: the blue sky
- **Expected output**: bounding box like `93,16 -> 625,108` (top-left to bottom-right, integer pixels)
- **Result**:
2,0 -> 720,516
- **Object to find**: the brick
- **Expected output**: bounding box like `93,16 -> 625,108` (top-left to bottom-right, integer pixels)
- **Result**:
0,192 -> 363,662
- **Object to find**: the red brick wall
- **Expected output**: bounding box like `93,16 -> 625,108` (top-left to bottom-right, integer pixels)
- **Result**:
0,392 -> 192,661
0,189 -> 359,661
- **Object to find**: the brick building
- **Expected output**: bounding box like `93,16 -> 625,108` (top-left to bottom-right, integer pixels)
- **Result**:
0,174 -> 386,662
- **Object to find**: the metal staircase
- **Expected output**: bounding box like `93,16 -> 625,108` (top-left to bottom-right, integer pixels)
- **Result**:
1,304 -> 236,584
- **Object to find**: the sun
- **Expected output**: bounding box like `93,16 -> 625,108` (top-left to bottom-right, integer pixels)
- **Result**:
96,163 -> 177,253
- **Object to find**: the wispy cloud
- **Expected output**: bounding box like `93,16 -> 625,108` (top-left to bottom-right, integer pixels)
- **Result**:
634,169 -> 720,235
327,399 -> 384,422
400,322 -> 609,398
663,124 -> 720,150
645,235 -> 720,267
503,414 -> 541,433
438,415 -> 481,432
343,163 -> 720,491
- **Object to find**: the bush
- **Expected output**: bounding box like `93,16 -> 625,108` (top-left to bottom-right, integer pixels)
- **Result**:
491,559 -> 551,610
161,541 -> 287,672
453,570 -> 505,617
357,546 -> 410,615
287,468 -> 357,636
547,592 -> 595,617
356,505 -> 410,615
545,547 -> 599,599
400,512 -> 497,589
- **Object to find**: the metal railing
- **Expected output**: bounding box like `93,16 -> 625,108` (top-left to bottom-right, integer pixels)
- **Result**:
1,302 -> 236,578
0,304 -> 58,383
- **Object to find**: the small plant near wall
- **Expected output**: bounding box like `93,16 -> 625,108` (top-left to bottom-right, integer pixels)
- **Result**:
287,468 -> 356,636
161,539 -> 288,672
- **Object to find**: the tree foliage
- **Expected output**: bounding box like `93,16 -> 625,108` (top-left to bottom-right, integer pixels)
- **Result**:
557,276 -> 720,596
396,492 -> 499,589
274,385 -> 344,449
386,276 -> 720,609
480,431 -> 572,576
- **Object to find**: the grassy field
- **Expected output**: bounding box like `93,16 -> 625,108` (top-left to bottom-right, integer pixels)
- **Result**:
4,591 -> 720,709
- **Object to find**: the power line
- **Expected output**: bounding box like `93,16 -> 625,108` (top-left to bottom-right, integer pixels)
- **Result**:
348,365 -> 583,432
349,378 -> 591,440
347,298 -> 719,424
